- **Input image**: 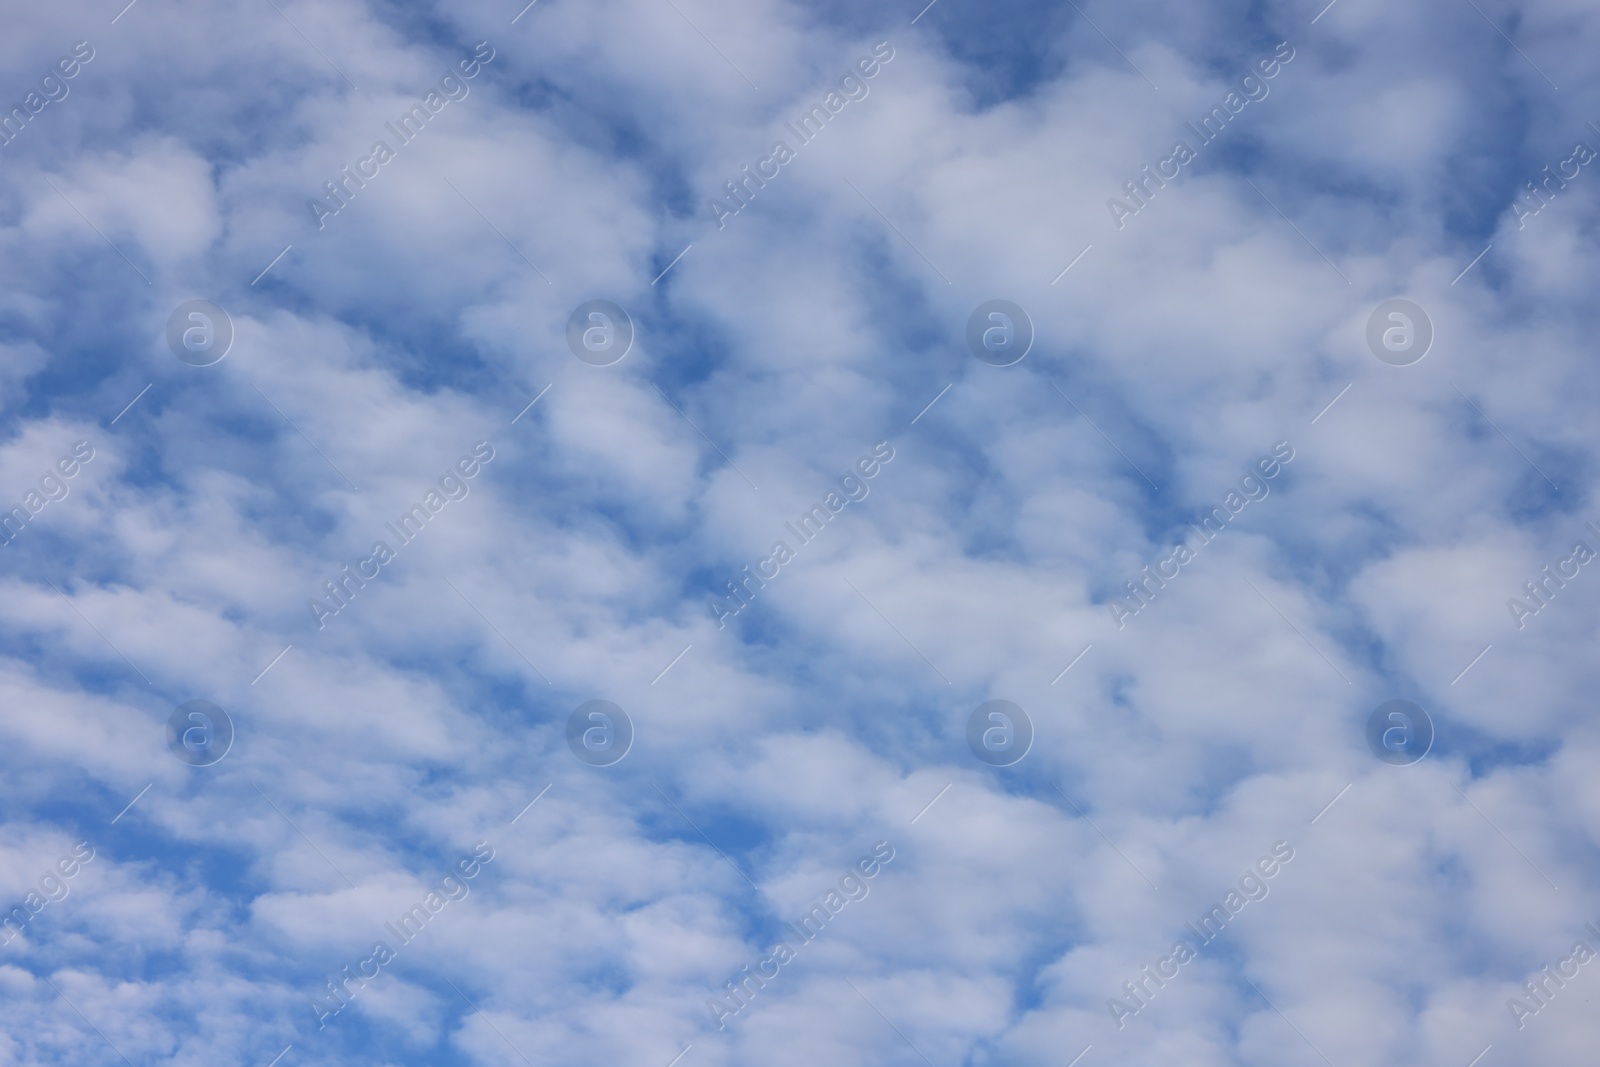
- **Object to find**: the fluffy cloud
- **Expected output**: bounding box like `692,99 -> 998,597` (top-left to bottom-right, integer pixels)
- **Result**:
1,0 -> 1597,1065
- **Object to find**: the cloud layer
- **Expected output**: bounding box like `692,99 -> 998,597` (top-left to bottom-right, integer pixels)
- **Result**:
1,0 -> 1597,1065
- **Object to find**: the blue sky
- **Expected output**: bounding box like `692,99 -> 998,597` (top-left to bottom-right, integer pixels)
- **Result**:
1,0 -> 1598,1065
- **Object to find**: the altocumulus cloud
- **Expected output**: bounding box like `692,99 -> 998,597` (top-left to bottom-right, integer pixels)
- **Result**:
0,0 -> 1598,1066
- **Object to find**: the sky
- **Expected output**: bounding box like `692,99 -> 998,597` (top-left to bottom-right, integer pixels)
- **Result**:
0,0 -> 1597,1065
